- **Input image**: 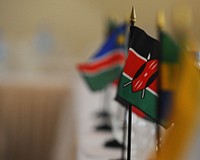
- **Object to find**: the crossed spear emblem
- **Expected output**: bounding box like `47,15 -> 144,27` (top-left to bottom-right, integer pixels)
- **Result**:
123,53 -> 158,99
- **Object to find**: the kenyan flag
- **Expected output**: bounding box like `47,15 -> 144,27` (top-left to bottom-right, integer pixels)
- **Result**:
116,26 -> 165,126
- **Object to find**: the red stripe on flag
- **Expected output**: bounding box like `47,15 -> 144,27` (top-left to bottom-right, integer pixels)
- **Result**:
123,49 -> 146,78
132,106 -> 146,118
112,79 -> 119,86
123,49 -> 158,94
78,52 -> 125,73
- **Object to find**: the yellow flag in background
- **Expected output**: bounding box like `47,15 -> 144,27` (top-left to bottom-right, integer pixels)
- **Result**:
156,48 -> 200,160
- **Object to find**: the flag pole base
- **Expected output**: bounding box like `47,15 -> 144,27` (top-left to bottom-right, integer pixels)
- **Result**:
95,110 -> 111,118
95,123 -> 112,132
104,138 -> 125,149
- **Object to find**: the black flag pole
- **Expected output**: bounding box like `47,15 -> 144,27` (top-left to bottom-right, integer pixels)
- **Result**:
120,6 -> 136,160
126,6 -> 136,160
127,103 -> 132,160
111,6 -> 136,160
120,108 -> 127,160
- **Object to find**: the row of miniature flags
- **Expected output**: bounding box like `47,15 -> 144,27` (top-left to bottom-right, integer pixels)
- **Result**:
77,21 -> 177,128
77,9 -> 200,158
77,20 -> 150,121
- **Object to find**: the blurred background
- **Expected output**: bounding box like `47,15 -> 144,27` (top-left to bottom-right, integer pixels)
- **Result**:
0,0 -> 199,160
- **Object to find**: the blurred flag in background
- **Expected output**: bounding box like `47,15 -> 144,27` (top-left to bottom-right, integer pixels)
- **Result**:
77,22 -> 127,91
156,44 -> 200,160
158,30 -> 181,127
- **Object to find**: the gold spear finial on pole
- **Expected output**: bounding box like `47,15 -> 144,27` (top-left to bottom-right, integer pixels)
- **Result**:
157,10 -> 166,30
130,6 -> 136,25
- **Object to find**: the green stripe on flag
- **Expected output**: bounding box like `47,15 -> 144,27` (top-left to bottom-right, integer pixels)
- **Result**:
81,66 -> 122,91
118,75 -> 158,120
